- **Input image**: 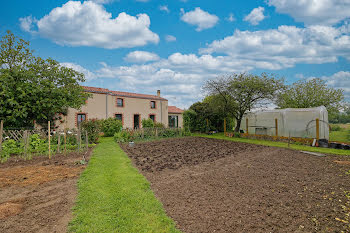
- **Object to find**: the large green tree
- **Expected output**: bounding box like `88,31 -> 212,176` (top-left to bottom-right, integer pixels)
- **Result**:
276,78 -> 344,117
204,73 -> 284,132
0,31 -> 89,128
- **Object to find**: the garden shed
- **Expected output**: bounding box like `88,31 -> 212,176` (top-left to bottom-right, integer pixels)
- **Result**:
240,106 -> 329,140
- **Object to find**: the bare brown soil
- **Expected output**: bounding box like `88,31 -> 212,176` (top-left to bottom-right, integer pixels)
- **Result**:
122,137 -> 350,233
0,150 -> 92,233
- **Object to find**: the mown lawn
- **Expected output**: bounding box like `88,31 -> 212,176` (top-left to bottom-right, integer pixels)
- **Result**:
69,137 -> 179,233
194,133 -> 350,156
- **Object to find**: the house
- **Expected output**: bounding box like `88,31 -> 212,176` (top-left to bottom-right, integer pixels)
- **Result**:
60,86 -> 184,129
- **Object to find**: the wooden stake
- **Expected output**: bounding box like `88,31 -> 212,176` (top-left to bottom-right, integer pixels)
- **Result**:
64,116 -> 67,156
288,131 -> 291,148
316,118 -> 320,141
246,118 -> 249,135
78,125 -> 81,151
57,133 -> 61,153
224,118 -> 226,135
23,130 -> 28,157
48,121 -> 51,159
0,120 -> 3,155
275,118 -> 278,137
85,131 -> 88,151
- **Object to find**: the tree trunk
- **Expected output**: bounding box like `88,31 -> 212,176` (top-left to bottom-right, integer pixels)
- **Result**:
234,117 -> 242,132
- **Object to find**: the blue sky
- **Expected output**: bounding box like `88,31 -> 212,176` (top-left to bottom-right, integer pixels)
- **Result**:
1,0 -> 350,108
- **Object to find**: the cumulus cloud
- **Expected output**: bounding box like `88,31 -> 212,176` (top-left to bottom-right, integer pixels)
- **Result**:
180,7 -> 219,31
159,5 -> 170,13
244,7 -> 266,25
19,16 -> 36,33
19,1 -> 159,49
321,71 -> 350,101
124,51 -> 160,63
165,35 -> 176,42
200,25 -> 350,69
268,0 -> 350,26
60,62 -> 97,81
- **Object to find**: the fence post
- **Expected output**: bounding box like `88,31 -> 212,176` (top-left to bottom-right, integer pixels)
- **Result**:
316,118 -> 320,141
64,115 -> 67,156
57,133 -> 61,153
78,125 -> 81,151
288,131 -> 291,148
246,118 -> 249,135
0,120 -> 3,155
48,121 -> 51,159
275,118 -> 278,137
85,131 -> 88,151
224,118 -> 226,136
23,130 -> 28,157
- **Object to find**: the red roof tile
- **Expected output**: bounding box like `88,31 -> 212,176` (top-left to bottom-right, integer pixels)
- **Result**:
168,106 -> 184,114
82,86 -> 167,101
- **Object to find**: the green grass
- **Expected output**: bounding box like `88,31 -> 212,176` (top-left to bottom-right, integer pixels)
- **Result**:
194,133 -> 350,156
69,137 -> 180,233
329,124 -> 350,143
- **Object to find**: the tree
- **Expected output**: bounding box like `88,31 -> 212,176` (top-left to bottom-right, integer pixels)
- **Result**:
276,78 -> 344,118
0,31 -> 90,128
204,73 -> 284,132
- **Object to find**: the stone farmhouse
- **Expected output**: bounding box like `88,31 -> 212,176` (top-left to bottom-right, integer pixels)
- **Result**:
60,86 -> 184,129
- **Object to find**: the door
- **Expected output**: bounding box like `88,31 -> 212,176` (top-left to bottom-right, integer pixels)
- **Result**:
134,114 -> 140,129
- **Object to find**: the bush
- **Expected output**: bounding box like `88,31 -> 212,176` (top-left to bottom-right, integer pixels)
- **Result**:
154,122 -> 165,128
114,131 -> 133,143
81,119 -> 101,143
1,139 -> 23,159
331,124 -> 342,131
142,119 -> 154,128
101,118 -> 123,137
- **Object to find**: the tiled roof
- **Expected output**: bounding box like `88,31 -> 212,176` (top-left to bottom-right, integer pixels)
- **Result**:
168,106 -> 184,114
82,86 -> 167,101
82,86 -> 110,93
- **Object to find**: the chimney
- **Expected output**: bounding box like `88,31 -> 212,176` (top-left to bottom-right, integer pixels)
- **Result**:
157,90 -> 160,97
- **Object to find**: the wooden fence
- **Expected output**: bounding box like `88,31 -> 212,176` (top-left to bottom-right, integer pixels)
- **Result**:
0,120 -> 89,159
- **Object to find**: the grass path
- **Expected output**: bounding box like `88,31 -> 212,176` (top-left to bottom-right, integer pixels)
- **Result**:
69,137 -> 179,233
194,133 -> 350,156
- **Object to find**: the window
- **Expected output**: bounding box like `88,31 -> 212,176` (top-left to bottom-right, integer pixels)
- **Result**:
149,114 -> 155,122
150,101 -> 156,109
117,98 -> 124,107
77,113 -> 86,125
115,114 -> 123,122
168,115 -> 178,128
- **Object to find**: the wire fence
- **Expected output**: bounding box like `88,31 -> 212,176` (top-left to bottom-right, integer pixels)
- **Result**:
116,127 -> 188,142
0,120 -> 90,162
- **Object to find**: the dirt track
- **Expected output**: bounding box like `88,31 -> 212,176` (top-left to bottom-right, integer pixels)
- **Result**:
0,150 -> 91,233
122,137 -> 350,233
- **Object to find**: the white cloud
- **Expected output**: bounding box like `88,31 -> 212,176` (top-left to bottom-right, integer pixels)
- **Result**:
180,7 -> 219,31
268,0 -> 350,26
244,7 -> 265,25
124,51 -> 160,63
165,35 -> 176,42
159,5 -> 170,13
320,71 -> 350,101
227,13 -> 235,22
60,62 -> 96,81
19,1 -> 159,49
19,16 -> 36,33
200,25 -> 350,69
91,0 -> 115,4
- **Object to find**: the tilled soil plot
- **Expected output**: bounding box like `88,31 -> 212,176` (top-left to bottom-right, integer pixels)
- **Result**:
0,150 -> 92,233
122,137 -> 350,233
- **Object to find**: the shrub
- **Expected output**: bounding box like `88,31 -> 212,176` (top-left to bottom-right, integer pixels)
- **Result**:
154,122 -> 165,128
101,118 -> 123,137
1,139 -> 23,159
142,119 -> 154,128
331,124 -> 342,131
234,132 -> 241,138
114,131 -> 133,143
81,119 -> 101,143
